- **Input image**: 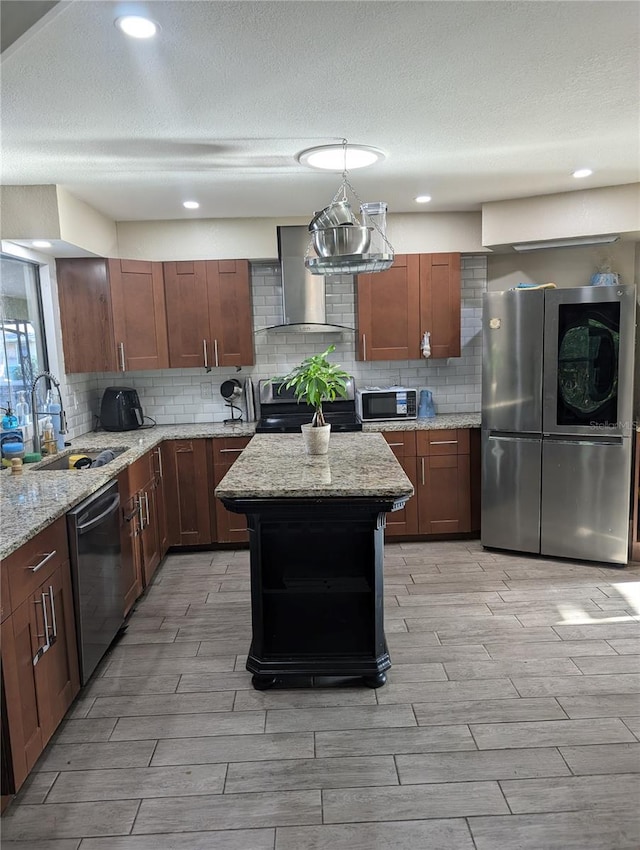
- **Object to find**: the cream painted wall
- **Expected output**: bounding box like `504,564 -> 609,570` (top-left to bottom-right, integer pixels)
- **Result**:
487,241 -> 637,291
0,185 -> 61,240
482,184 -> 640,247
56,187 -> 118,257
115,211 -> 485,260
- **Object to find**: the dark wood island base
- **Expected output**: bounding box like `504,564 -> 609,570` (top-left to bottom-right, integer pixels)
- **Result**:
221,495 -> 407,689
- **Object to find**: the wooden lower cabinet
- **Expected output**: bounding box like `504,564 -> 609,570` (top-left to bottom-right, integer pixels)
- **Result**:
118,470 -> 143,617
382,432 -> 419,537
163,440 -> 213,546
213,437 -> 251,543
383,428 -> 477,538
1,520 -> 80,795
416,429 -> 471,535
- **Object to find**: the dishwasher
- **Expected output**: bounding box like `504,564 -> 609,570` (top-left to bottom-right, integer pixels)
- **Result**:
67,480 -> 124,684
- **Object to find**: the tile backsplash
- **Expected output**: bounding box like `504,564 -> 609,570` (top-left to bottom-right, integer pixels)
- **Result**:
65,256 -> 485,436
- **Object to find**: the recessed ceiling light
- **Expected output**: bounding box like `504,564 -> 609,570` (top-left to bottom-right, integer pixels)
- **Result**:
415,195 -> 432,204
183,201 -> 200,210
32,240 -> 52,248
297,144 -> 385,171
115,16 -> 158,39
572,168 -> 593,179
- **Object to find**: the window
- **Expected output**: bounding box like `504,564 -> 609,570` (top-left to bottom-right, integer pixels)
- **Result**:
0,255 -> 48,417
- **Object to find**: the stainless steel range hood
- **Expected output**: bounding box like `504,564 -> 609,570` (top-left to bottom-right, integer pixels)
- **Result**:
263,226 -> 354,333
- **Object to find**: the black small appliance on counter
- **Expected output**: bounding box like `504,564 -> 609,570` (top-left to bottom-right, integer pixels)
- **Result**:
100,386 -> 144,431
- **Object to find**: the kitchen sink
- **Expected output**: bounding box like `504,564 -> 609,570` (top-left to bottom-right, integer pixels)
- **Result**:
34,448 -> 128,471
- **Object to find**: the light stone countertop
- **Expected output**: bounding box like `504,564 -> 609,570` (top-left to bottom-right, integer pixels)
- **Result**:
361,412 -> 480,432
214,433 -> 414,500
0,413 -> 478,560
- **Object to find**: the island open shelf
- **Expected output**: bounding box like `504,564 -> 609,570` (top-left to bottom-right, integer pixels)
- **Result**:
215,433 -> 413,689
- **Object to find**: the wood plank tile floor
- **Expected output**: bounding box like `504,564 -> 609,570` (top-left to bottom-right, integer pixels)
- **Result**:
4,542 -> 640,849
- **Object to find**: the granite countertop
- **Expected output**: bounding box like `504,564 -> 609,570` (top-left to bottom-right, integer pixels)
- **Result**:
362,413 -> 480,432
0,413 -> 477,560
0,422 -> 254,561
214,433 -> 414,500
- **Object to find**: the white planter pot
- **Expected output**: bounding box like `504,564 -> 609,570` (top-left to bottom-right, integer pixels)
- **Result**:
301,422 -> 331,455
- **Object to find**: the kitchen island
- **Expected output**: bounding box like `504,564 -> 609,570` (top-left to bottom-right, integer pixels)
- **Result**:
215,432 -> 414,689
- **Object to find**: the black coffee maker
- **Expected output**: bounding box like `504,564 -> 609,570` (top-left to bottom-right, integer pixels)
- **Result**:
100,386 -> 144,431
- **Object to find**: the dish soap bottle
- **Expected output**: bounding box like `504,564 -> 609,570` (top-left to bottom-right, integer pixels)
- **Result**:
15,391 -> 30,426
1,404 -> 18,430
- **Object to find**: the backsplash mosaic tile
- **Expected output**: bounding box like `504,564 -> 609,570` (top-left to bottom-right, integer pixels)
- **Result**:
64,256 -> 485,435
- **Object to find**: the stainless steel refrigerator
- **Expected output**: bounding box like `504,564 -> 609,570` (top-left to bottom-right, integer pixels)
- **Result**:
481,284 -> 636,565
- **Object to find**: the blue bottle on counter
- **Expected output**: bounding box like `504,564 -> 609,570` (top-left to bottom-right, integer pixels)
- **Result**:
418,389 -> 436,418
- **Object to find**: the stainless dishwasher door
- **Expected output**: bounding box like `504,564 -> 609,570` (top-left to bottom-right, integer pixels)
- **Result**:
67,480 -> 123,684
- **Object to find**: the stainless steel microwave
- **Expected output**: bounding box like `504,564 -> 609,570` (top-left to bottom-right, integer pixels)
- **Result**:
356,387 -> 418,421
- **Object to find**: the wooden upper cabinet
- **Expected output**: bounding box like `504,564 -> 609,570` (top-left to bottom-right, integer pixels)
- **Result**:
57,258 -> 117,373
356,253 -> 461,361
356,255 -> 420,361
164,259 -> 254,369
108,259 -> 169,371
163,261 -> 211,369
207,260 -> 254,367
419,253 -> 461,359
57,258 -> 169,374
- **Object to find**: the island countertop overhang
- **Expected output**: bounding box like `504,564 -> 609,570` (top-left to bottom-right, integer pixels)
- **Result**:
214,432 -> 414,501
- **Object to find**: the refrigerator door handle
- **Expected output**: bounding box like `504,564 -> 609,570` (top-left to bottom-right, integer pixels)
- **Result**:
543,435 -> 624,447
488,432 -> 540,442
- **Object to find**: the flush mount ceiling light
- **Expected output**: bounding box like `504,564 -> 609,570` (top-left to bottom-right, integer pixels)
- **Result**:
115,15 -> 158,38
572,168 -> 593,179
183,200 -> 200,209
32,240 -> 52,248
512,234 -> 620,251
415,195 -> 432,204
297,144 -> 385,171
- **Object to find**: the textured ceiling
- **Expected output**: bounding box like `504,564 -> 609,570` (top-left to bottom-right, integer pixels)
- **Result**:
2,0 -> 639,221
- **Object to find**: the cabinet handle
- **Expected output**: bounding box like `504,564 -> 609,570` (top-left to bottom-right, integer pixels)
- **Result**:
29,550 -> 56,574
144,491 -> 150,527
219,448 -> 244,454
33,594 -> 51,665
136,495 -> 145,530
48,585 -> 58,642
119,342 -> 126,372
155,447 -> 163,479
431,440 -> 457,445
421,457 -> 425,486
203,339 -> 209,368
362,333 -> 367,361
387,442 -> 404,448
214,338 -> 219,367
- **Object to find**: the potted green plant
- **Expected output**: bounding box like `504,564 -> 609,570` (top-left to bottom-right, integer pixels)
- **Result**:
278,344 -> 350,454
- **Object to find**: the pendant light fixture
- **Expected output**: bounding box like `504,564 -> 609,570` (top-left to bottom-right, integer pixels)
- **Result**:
300,140 -> 394,275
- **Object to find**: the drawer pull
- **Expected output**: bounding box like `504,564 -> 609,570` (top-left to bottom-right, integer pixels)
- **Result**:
29,550 -> 56,574
421,457 -> 425,486
387,442 -> 404,447
431,440 -> 457,445
219,448 -> 244,454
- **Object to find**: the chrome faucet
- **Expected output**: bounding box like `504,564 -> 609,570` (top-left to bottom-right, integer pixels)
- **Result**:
30,371 -> 68,456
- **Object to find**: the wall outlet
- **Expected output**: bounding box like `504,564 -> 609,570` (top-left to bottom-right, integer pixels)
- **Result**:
200,382 -> 212,399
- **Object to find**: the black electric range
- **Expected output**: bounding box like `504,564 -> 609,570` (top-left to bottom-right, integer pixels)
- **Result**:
255,378 -> 362,433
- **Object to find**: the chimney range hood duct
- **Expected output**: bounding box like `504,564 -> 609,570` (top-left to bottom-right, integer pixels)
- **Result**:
263,226 -> 354,334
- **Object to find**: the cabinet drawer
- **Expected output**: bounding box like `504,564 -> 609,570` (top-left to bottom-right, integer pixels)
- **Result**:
128,450 -> 154,493
416,429 -> 469,456
5,518 -> 68,613
212,436 -> 251,467
381,431 -> 416,459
